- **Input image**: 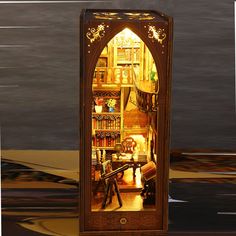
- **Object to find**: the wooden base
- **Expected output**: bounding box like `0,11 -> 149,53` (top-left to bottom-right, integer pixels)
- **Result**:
80,230 -> 167,236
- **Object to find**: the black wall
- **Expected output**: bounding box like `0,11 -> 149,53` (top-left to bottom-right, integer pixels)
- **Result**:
0,0 -> 235,150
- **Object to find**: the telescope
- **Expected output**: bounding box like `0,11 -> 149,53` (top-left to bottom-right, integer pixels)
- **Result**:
101,163 -> 129,209
101,164 -> 129,180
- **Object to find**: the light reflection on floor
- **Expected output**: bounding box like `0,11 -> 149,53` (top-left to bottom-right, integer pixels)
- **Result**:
92,192 -> 155,211
18,216 -> 79,236
92,167 -> 155,211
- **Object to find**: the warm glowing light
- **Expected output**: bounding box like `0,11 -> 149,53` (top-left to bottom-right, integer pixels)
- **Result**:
129,134 -> 146,154
122,28 -> 140,41
114,28 -> 141,47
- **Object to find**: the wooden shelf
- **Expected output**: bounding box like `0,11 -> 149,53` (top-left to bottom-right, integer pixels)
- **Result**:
92,112 -> 121,115
94,129 -> 120,132
92,87 -> 122,149
117,61 -> 140,64
117,46 -> 140,49
92,146 -> 115,150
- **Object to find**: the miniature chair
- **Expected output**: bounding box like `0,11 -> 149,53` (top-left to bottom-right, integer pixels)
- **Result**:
112,137 -> 138,179
121,137 -> 137,154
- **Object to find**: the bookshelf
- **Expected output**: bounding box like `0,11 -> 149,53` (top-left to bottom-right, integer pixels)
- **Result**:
92,90 -> 123,149
113,41 -> 144,81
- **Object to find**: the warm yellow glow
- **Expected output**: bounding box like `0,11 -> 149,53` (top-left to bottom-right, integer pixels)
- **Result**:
121,28 -> 140,41
129,134 -> 146,154
114,28 -> 141,47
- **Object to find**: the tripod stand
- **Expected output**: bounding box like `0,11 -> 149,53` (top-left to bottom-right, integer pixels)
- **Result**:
101,164 -> 129,209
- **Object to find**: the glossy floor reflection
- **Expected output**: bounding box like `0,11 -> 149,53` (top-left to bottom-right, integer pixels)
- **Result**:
168,182 -> 236,232
2,214 -> 79,236
92,192 -> 155,211
2,150 -> 236,235
3,182 -> 236,236
91,167 -> 155,211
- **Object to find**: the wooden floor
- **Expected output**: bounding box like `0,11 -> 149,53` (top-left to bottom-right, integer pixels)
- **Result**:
92,192 -> 155,211
92,167 -> 156,211
116,167 -> 143,189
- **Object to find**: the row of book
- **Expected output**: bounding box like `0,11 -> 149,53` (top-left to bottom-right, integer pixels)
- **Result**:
92,117 -> 120,130
92,136 -> 120,147
117,48 -> 140,62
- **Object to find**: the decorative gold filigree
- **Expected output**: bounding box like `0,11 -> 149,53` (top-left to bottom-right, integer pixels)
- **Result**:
86,23 -> 106,43
139,16 -> 155,20
93,12 -> 122,20
124,12 -> 155,20
92,12 -> 155,21
147,25 -> 166,44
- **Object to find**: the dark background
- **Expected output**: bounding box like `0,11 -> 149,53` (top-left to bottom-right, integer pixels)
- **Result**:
0,0 -> 235,150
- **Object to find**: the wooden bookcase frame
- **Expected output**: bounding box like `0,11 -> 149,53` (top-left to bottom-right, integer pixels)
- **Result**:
80,9 -> 173,236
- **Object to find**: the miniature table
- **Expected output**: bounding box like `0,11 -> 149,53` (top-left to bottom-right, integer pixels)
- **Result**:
112,154 -> 147,178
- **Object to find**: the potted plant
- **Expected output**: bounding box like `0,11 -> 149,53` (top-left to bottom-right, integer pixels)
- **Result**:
94,97 -> 103,113
106,98 -> 116,112
150,70 -> 156,82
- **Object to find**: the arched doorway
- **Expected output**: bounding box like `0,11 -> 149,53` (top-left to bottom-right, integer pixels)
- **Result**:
91,28 -> 159,212
80,9 -> 173,235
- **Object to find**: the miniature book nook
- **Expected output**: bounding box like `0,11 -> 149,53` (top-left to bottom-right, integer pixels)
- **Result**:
80,9 -> 173,236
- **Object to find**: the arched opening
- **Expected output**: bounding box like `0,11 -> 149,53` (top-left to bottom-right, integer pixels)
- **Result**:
91,28 -> 159,211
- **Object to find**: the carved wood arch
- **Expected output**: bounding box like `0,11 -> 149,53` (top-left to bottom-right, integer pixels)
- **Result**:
85,23 -> 165,92
80,9 -> 173,236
